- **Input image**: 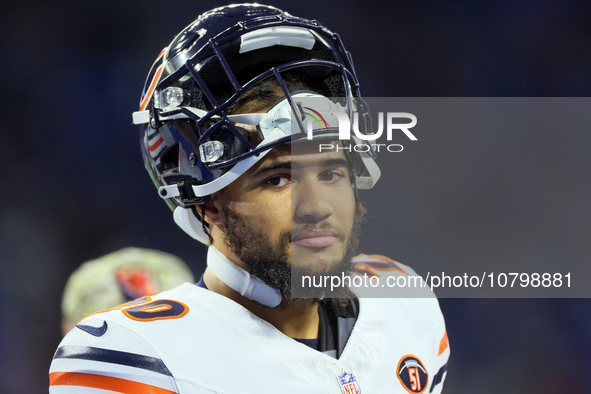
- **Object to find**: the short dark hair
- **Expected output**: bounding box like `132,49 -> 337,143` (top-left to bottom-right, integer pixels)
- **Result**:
226,74 -> 310,115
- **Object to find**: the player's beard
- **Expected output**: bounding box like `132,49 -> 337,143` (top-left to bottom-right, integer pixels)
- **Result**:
219,203 -> 360,303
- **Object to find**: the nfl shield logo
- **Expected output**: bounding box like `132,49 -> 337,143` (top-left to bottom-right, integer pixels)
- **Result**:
337,372 -> 361,394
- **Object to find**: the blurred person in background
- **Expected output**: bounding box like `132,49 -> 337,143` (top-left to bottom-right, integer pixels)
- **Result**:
60,247 -> 195,334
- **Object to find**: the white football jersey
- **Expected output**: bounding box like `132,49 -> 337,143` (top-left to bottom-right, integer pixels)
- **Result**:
50,255 -> 449,393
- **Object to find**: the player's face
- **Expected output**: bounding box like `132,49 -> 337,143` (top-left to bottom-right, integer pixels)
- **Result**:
216,142 -> 358,297
287,143 -> 357,272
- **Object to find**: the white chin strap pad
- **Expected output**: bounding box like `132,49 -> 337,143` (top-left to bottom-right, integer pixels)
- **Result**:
173,208 -> 282,308
207,246 -> 282,308
173,207 -> 211,245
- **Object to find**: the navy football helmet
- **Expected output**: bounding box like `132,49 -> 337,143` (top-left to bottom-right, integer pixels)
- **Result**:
133,4 -> 380,244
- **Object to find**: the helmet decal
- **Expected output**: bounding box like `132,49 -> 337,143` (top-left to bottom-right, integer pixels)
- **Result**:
139,48 -> 166,111
302,107 -> 329,130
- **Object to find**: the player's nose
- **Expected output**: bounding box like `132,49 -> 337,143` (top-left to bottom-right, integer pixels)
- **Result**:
292,178 -> 333,223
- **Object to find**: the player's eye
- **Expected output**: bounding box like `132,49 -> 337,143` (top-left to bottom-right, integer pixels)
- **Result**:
320,171 -> 343,182
265,176 -> 290,187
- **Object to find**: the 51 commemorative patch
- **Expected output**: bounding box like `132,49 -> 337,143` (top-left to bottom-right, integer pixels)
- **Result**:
397,355 -> 428,393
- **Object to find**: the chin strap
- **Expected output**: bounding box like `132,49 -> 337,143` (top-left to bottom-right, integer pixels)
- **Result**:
173,207 -> 211,245
207,245 -> 282,308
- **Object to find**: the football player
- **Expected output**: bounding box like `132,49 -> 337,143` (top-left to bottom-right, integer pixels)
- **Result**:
50,4 -> 449,393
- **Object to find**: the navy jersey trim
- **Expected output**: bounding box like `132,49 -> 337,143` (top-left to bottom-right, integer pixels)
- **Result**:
429,362 -> 448,393
293,337 -> 319,349
196,275 -> 207,289
54,346 -> 172,376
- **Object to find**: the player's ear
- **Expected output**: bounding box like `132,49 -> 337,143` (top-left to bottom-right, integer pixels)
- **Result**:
201,195 -> 222,226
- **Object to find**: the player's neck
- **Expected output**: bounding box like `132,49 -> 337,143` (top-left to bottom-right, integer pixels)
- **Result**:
203,268 -> 320,339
